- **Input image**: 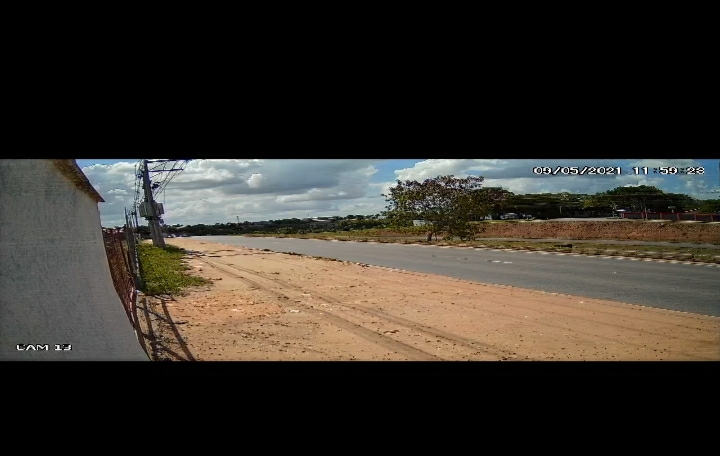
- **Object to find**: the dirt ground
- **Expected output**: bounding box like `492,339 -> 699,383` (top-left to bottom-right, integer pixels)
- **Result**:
135,239 -> 720,361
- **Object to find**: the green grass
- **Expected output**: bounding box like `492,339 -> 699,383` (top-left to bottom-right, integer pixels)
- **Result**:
238,232 -> 720,263
137,244 -> 210,296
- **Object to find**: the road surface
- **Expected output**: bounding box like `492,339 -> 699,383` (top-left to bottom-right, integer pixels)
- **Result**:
196,236 -> 720,317
473,237 -> 720,249
283,235 -> 720,249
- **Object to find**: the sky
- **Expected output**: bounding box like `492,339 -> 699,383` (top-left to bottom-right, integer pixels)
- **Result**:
74,159 -> 720,228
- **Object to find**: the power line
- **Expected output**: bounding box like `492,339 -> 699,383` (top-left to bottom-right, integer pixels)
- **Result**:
148,160 -> 190,199
127,159 -> 194,247
131,159 -> 192,203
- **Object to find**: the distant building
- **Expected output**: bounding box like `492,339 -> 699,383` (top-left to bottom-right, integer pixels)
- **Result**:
309,218 -> 335,228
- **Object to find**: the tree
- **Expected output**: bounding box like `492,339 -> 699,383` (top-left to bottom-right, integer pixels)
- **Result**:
583,194 -> 616,212
503,192 -> 588,219
583,186 -> 700,216
469,188 -> 513,219
584,185 -> 665,218
554,192 -> 588,215
382,175 -> 508,241
698,199 -> 720,213
656,193 -> 699,212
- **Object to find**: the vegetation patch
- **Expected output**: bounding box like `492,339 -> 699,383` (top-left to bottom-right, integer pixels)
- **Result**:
244,234 -> 720,264
137,244 -> 210,296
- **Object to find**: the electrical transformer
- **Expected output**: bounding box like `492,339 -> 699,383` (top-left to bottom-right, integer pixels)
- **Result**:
138,202 -> 164,218
138,202 -> 151,218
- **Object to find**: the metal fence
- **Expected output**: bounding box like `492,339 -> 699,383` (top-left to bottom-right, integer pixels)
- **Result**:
102,228 -> 137,325
123,208 -> 143,289
102,208 -> 144,330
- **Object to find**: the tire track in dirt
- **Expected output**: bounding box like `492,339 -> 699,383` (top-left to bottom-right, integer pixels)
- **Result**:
252,271 -> 714,360
207,258 -> 513,359
226,252 -> 718,360
255,250 -> 717,327
192,255 -> 443,360
443,299 -> 716,360
326,277 -> 716,354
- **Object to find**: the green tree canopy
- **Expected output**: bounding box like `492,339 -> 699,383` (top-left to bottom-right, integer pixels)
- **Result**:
698,199 -> 720,213
583,185 -> 699,213
382,175 -> 509,240
583,185 -> 661,211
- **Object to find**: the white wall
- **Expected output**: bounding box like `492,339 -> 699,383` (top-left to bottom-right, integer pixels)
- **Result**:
0,160 -> 148,360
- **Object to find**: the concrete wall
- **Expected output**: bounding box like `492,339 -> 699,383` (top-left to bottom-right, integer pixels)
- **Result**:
0,160 -> 148,360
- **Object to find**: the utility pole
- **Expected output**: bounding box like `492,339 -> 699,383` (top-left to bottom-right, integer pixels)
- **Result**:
142,159 -> 165,248
237,216 -> 240,224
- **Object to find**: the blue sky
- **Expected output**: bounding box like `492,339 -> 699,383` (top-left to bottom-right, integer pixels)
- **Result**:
77,159 -> 143,167
75,158 -> 720,227
76,158 -> 422,186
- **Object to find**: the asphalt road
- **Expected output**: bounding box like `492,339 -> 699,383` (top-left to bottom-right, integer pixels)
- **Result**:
324,236 -> 720,249
473,238 -> 720,249
193,236 -> 720,317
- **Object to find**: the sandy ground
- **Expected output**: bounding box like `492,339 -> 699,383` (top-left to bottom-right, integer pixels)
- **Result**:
136,239 -> 720,361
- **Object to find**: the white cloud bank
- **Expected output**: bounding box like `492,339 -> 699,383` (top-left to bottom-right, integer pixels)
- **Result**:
80,158 -> 717,227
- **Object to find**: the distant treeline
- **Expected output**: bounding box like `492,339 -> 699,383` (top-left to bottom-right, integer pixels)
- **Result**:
133,215 -> 387,237
121,188 -> 720,237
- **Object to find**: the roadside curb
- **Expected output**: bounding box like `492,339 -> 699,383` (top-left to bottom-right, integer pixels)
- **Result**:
240,236 -> 720,267
339,240 -> 720,267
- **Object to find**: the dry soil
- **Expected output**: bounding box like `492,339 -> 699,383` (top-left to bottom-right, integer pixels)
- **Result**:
136,238 -> 719,361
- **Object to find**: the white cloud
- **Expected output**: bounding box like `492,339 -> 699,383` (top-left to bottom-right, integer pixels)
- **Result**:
395,159 -> 484,181
82,159 -> 384,226
392,159 -> 715,197
246,173 -> 264,188
79,158 -> 718,227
